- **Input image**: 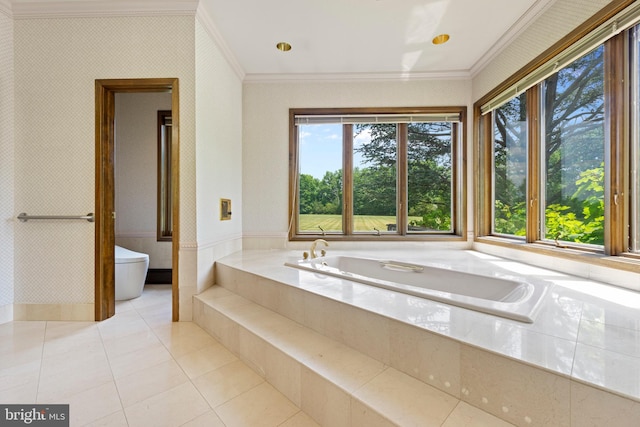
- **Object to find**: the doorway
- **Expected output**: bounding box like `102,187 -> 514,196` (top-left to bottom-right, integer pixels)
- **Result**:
95,78 -> 180,321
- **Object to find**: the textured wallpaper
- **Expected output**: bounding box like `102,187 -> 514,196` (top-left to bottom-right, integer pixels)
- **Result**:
195,18 -> 243,246
472,0 -> 611,101
0,11 -> 14,307
241,79 -> 472,237
13,15 -> 196,304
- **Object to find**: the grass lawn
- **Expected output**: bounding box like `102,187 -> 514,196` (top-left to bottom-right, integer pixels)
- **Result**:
299,214 -> 421,232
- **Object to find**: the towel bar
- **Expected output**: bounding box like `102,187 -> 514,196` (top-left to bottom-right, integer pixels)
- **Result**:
17,212 -> 95,223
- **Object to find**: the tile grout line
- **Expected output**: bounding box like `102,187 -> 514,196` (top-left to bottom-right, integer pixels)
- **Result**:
96,311 -> 131,426
33,321 -> 48,404
130,289 -> 228,426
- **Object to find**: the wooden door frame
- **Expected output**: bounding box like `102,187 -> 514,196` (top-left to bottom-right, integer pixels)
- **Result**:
95,78 -> 180,321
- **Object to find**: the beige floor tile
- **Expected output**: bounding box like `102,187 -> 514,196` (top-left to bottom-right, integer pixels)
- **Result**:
65,381 -> 123,426
107,340 -> 174,379
102,328 -> 162,359
37,351 -> 113,402
159,328 -> 220,359
85,410 -> 129,427
116,359 -> 189,408
39,341 -> 108,375
0,380 -> 38,403
0,359 -> 40,401
278,411 -> 322,427
44,321 -> 98,340
0,339 -> 44,369
175,341 -> 238,379
442,402 -> 514,427
215,382 -> 299,427
0,359 -> 40,392
152,321 -> 208,341
130,285 -> 171,309
115,300 -> 135,313
180,410 -> 226,427
193,359 -> 264,408
124,382 -> 210,427
0,320 -> 46,340
42,328 -> 104,360
97,311 -> 150,342
139,308 -> 173,328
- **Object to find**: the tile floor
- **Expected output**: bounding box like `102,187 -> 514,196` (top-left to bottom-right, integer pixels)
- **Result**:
0,285 -> 320,427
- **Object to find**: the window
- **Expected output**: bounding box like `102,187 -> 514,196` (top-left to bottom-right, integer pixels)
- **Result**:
493,94 -> 527,237
633,26 -> 640,254
289,107 -> 465,240
541,46 -> 605,246
157,110 -> 172,241
477,0 -> 640,264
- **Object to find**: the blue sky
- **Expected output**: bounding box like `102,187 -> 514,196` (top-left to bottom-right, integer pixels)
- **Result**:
299,124 -> 368,179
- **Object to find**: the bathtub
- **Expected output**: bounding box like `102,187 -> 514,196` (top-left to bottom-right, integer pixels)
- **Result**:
284,255 -> 549,323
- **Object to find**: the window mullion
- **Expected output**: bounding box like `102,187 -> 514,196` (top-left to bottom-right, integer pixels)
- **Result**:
452,122 -> 461,235
343,124 -> 354,235
604,34 -> 627,255
397,123 -> 408,235
477,110 -> 493,236
526,86 -> 541,243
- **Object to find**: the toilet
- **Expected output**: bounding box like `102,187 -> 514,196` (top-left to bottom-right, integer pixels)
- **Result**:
115,245 -> 149,301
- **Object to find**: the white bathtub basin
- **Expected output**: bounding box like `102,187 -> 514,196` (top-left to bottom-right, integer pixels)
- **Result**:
285,255 -> 548,323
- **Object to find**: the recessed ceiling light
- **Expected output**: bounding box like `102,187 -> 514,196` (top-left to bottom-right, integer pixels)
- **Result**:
276,42 -> 292,52
432,34 -> 450,45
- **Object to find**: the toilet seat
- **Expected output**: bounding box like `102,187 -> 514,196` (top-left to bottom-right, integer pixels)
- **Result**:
115,245 -> 149,264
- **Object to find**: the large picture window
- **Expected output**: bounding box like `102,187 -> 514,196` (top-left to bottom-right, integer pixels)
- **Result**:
290,108 -> 465,240
541,46 -> 605,246
477,1 -> 640,266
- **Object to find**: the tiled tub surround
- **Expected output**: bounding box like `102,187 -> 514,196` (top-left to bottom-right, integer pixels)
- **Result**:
194,249 -> 640,426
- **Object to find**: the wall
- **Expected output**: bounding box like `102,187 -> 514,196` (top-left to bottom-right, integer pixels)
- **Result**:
13,15 -> 196,320
472,0 -> 611,101
0,7 -> 14,323
179,15 -> 243,318
241,79 -> 472,249
114,92 -> 173,269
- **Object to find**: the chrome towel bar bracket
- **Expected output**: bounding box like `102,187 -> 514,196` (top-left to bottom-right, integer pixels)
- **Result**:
17,212 -> 95,223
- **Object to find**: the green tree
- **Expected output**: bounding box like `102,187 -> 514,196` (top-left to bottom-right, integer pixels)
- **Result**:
545,164 -> 604,244
299,174 -> 320,214
353,166 -> 396,216
354,122 -> 453,229
544,46 -> 604,206
318,170 -> 342,214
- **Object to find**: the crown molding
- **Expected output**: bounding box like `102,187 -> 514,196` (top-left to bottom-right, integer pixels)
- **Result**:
470,0 -> 557,78
243,70 -> 471,84
11,0 -> 198,19
195,2 -> 245,81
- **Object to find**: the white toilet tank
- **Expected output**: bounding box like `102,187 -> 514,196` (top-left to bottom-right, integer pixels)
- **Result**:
115,245 -> 149,301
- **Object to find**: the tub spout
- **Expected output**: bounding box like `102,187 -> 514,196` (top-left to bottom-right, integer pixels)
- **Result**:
310,239 -> 328,259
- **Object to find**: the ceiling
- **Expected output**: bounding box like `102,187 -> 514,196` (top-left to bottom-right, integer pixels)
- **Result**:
7,0 -> 556,80
200,0 -> 556,80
